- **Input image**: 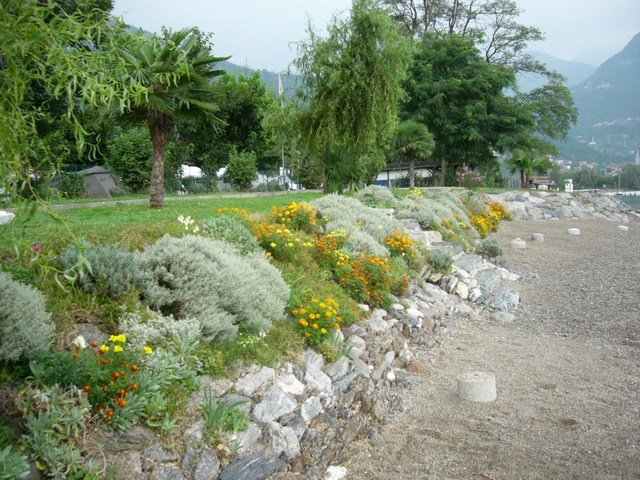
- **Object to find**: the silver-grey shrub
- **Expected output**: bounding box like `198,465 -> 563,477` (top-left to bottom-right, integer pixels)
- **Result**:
311,194 -> 405,256
200,215 -> 261,254
0,270 -> 55,362
136,235 -> 290,341
59,240 -> 139,297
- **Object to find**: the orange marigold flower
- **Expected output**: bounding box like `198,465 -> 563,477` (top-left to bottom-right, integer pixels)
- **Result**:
130,365 -> 138,372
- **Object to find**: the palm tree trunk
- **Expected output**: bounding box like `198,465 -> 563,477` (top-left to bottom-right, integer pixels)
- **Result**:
440,158 -> 447,186
520,170 -> 527,189
322,139 -> 330,194
148,110 -> 172,209
409,158 -> 415,189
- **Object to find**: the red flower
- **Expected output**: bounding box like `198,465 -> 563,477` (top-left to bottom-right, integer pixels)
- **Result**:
83,385 -> 91,393
130,365 -> 138,372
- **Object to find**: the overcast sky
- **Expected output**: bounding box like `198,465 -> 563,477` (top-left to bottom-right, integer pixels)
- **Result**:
111,0 -> 640,71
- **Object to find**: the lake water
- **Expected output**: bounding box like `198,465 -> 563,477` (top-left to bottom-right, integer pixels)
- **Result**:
616,194 -> 640,211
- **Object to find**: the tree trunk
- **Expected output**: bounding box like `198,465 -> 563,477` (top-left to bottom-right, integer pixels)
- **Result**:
409,158 -> 415,189
440,158 -> 447,186
148,110 -> 172,209
520,170 -> 527,189
322,139 -> 330,194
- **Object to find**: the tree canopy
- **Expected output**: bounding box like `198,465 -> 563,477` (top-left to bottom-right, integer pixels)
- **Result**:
294,0 -> 413,192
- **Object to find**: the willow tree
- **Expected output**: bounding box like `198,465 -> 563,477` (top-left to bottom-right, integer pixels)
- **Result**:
294,0 -> 412,192
0,0 -> 143,204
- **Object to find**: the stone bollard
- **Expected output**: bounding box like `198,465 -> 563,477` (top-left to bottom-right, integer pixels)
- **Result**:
618,225 -> 629,232
531,233 -> 544,242
567,228 -> 580,236
455,371 -> 497,402
510,238 -> 526,249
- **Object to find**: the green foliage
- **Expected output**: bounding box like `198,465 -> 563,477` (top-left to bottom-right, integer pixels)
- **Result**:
107,126 -> 153,192
295,0 -> 413,191
0,445 -> 30,480
403,33 -> 520,184
354,185 -> 401,208
0,271 -> 55,362
201,215 -> 261,254
16,383 -> 99,478
137,235 -> 290,341
227,150 -> 258,191
391,120 -> 435,189
426,249 -> 453,274
59,240 -> 140,297
118,307 -> 202,348
199,390 -> 249,441
56,173 -> 85,199
476,239 -> 503,259
0,0 -> 146,205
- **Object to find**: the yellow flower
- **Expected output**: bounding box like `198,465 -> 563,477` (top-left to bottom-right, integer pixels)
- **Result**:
299,319 -> 309,327
100,345 -> 109,352
109,334 -> 126,343
312,298 -> 319,304
325,311 -> 332,318
321,328 -> 327,334
113,345 -> 123,353
312,323 -> 319,329
271,242 -> 277,247
144,346 -> 153,355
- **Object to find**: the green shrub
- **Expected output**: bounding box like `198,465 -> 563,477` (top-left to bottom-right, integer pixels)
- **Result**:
109,184 -> 131,198
137,235 -> 290,341
59,240 -> 140,297
118,307 -> 202,347
476,238 -> 503,259
57,173 -> 85,199
426,249 -> 453,274
0,444 -> 30,479
16,383 -> 99,478
186,182 -> 207,195
107,126 -> 153,192
354,185 -> 400,208
0,271 -> 55,362
227,150 -> 257,191
201,215 -> 261,254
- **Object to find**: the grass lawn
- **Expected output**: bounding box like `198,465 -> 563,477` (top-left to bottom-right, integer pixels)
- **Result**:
0,192 -> 322,250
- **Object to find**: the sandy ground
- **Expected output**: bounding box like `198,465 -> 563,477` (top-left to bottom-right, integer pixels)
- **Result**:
339,217 -> 640,479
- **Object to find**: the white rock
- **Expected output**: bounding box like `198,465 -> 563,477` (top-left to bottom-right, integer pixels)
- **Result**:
325,466 -> 348,480
454,282 -> 470,300
531,233 -> 545,242
301,396 -> 323,423
275,374 -> 305,397
567,228 -> 581,236
346,336 -> 366,360
468,288 -> 482,302
0,211 -> 15,225
618,225 -> 629,232
235,367 -> 276,396
405,307 -> 423,322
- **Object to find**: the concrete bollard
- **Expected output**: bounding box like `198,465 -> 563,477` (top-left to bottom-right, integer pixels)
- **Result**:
531,233 -> 545,242
567,228 -> 581,236
456,371 -> 497,402
510,238 -> 526,249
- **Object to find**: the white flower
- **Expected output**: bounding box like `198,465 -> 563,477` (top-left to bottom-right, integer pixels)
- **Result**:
72,335 -> 87,350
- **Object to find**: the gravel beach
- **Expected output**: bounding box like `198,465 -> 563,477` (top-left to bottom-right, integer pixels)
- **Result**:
339,216 -> 640,479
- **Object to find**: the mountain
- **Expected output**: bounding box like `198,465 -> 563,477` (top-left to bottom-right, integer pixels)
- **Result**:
218,61 -> 301,99
517,51 -> 596,91
556,32 -> 640,165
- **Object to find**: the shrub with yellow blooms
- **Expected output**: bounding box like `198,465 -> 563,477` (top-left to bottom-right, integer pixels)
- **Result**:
292,298 -> 342,346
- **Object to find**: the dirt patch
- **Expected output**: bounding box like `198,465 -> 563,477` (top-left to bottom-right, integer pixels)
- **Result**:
339,217 -> 640,479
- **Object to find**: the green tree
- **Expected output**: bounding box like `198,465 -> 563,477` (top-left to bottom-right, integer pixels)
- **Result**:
392,120 -> 435,189
621,164 -> 640,190
403,33 -> 519,185
106,126 -> 153,192
507,145 -> 553,188
114,28 -> 228,208
227,150 -> 257,191
0,0 -> 145,203
294,0 -> 412,192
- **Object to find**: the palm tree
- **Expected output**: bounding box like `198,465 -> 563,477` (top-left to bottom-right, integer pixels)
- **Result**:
116,28 -> 227,208
392,120 -> 435,189
508,148 -> 552,188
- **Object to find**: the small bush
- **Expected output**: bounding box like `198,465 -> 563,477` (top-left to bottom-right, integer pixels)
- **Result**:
426,249 -> 453,274
201,215 -> 261,255
187,182 -> 207,195
137,235 -> 290,341
354,185 -> 400,208
109,185 -> 131,198
59,240 -> 140,297
57,173 -> 85,199
0,271 -> 55,362
0,444 -> 30,479
476,239 -> 503,259
227,150 -> 257,191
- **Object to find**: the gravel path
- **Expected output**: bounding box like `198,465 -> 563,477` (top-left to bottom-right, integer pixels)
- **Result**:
340,217 -> 640,479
